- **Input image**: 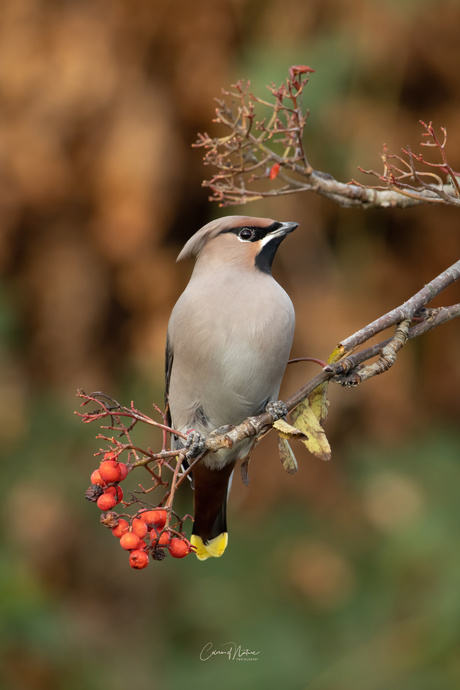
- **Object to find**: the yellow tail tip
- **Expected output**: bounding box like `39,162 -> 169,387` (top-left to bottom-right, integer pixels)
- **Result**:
191,533 -> 228,561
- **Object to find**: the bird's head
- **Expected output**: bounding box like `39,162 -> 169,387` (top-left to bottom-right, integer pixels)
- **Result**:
177,215 -> 298,274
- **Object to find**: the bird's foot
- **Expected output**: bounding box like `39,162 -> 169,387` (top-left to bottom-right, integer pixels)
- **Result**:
185,430 -> 206,458
265,400 -> 288,421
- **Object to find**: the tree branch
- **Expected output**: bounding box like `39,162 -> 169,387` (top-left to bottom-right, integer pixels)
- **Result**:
194,70 -> 460,209
79,66 -> 460,567
78,261 -> 460,566
198,262 -> 460,453
339,260 -> 460,351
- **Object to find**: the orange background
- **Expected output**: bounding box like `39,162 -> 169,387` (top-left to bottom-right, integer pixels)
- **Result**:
1,2 -> 460,689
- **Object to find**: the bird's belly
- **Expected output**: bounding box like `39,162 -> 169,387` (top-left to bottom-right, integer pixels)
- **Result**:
195,326 -> 291,425
168,287 -> 294,437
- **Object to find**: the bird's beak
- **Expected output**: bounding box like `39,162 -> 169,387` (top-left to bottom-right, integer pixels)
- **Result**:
268,221 -> 299,239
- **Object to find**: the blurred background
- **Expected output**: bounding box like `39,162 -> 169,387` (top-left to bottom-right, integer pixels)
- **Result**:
1,0 -> 460,688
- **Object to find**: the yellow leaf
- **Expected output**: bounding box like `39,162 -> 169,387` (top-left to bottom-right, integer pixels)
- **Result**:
308,382 -> 330,426
305,346 -> 342,426
278,436 -> 298,474
291,400 -> 331,462
273,418 -> 306,440
328,345 -> 345,364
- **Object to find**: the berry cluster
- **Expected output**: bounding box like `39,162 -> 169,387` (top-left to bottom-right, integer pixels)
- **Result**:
88,454 -> 128,510
86,451 -> 192,568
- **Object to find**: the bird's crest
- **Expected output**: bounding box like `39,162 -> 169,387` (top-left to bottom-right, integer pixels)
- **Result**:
177,215 -> 274,261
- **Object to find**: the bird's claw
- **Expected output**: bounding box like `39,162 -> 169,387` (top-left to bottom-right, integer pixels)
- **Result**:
265,400 -> 288,421
185,430 -> 206,458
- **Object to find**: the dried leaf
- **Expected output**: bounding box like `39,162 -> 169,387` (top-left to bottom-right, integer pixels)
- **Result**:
304,345 -> 343,426
273,418 -> 307,439
307,382 -> 330,426
290,401 -> 331,462
278,436 -> 298,474
274,407 -> 331,462
240,456 -> 250,487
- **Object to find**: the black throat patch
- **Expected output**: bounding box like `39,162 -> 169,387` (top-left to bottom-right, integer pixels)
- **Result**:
222,221 -> 285,274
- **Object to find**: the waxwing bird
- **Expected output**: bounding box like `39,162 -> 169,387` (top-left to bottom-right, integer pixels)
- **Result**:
165,215 -> 298,560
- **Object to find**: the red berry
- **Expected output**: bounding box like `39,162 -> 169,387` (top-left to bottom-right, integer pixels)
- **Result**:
104,485 -> 123,504
140,510 -> 155,524
97,493 -> 117,511
90,469 -> 106,487
120,532 -> 141,551
118,463 -> 128,481
168,538 -> 190,559
158,531 -> 170,546
99,460 -> 121,484
103,451 -> 117,461
111,518 -> 129,538
269,163 -> 280,180
149,528 -> 170,546
129,550 -> 149,569
137,539 -> 148,551
140,509 -> 167,530
153,510 -> 167,529
131,518 -> 148,539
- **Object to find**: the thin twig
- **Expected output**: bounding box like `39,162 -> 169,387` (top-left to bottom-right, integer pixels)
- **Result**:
194,74 -> 460,208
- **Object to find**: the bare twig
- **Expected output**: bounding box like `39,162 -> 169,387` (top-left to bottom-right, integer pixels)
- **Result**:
194,72 -> 460,209
332,319 -> 411,386
80,69 -> 460,567
356,121 -> 460,207
78,264 -> 460,568
78,255 -> 460,468
197,261 -> 460,453
339,259 -> 460,351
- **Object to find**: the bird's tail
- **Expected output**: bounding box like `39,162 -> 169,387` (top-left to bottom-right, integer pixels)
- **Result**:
190,461 -> 235,561
191,532 -> 228,561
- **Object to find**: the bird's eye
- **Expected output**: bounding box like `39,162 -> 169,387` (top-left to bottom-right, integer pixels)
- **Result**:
239,228 -> 254,241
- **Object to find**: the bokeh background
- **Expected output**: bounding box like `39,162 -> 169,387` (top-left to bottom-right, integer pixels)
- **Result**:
1,1 -> 460,688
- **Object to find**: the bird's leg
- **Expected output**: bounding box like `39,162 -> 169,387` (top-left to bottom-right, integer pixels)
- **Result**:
185,429 -> 206,458
265,400 -> 288,421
